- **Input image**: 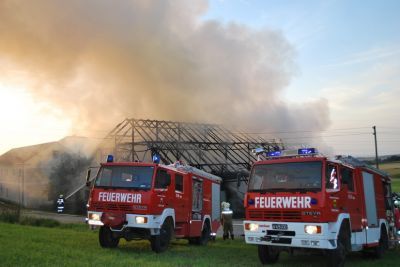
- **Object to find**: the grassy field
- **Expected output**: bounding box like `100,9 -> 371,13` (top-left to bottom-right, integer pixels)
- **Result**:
380,161 -> 400,192
1,222 -> 399,267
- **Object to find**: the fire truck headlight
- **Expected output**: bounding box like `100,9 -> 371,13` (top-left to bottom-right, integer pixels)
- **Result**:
245,223 -> 259,232
135,216 -> 148,224
304,225 -> 321,234
89,213 -> 101,221
88,212 -> 103,226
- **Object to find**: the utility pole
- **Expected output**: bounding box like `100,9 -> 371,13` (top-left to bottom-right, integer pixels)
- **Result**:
372,126 -> 379,169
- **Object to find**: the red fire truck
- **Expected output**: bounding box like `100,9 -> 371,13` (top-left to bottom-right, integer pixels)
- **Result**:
86,156 -> 222,252
243,148 -> 394,266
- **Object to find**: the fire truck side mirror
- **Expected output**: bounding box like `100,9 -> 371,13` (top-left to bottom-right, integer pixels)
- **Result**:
86,169 -> 92,187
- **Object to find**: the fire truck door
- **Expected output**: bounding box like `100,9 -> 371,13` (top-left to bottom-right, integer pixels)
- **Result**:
173,173 -> 187,223
340,167 -> 362,231
154,169 -> 172,210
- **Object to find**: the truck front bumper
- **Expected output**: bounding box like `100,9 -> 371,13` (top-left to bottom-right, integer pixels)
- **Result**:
87,211 -> 164,235
243,220 -> 338,250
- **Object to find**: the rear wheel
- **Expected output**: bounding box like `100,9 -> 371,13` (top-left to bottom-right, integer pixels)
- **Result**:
99,226 -> 120,248
374,227 -> 388,259
258,245 -> 280,264
197,222 -> 211,245
150,220 -> 172,253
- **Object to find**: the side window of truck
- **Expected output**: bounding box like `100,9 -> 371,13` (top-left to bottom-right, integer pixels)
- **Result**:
340,167 -> 354,192
326,164 -> 339,190
155,169 -> 171,189
175,174 -> 183,192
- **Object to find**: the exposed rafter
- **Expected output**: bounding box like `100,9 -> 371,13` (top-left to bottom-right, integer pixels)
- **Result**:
102,119 -> 284,182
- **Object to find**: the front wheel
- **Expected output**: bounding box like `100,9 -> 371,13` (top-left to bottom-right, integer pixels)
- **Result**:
327,234 -> 346,267
258,245 -> 280,264
150,220 -> 172,253
99,226 -> 120,248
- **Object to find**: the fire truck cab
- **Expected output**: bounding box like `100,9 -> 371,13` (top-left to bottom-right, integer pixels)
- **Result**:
86,156 -> 222,253
243,148 -> 393,266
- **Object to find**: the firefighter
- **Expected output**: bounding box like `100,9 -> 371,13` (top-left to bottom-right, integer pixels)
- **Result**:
221,202 -> 234,240
57,194 -> 65,213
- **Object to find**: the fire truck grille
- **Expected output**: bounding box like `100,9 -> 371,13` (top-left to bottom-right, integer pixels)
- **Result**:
91,202 -> 135,212
248,210 -> 302,221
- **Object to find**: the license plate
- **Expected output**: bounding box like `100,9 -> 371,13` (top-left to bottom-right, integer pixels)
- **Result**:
272,224 -> 288,230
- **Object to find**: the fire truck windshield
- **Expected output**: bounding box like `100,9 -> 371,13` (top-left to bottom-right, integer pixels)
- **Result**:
248,161 -> 322,192
95,166 -> 154,189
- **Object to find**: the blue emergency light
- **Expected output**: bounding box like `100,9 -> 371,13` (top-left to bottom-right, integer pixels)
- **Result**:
152,153 -> 160,164
298,148 -> 317,155
267,150 -> 282,157
107,155 -> 114,162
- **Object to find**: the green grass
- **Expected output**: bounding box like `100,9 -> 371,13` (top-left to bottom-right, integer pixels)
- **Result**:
1,222 -> 399,267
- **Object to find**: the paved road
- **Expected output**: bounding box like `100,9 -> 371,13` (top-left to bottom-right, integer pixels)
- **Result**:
22,210 -> 86,224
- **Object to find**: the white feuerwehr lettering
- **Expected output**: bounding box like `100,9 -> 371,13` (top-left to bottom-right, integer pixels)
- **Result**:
254,196 -> 311,209
98,192 -> 142,203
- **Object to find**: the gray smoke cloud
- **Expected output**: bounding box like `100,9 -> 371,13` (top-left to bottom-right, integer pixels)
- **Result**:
0,0 -> 330,136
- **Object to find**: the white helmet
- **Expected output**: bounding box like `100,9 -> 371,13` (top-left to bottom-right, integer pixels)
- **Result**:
394,200 -> 400,207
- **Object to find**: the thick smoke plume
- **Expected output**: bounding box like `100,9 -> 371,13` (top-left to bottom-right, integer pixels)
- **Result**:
0,0 -> 329,136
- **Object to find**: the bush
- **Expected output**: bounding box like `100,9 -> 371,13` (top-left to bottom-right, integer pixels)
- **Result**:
0,210 -> 20,223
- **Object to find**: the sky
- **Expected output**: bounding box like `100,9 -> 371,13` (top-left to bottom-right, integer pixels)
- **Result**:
203,0 -> 400,156
0,0 -> 399,157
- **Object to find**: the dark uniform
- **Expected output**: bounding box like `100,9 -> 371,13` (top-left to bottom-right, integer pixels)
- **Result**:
221,202 -> 234,240
57,195 -> 65,213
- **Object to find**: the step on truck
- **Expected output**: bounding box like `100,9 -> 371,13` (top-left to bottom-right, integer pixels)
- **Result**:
243,148 -> 395,266
86,155 -> 222,252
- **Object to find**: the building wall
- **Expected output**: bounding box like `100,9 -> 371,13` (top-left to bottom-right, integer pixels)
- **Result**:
0,165 -> 52,208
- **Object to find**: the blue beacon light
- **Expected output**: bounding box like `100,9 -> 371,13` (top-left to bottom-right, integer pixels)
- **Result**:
107,155 -> 114,162
152,154 -> 161,164
267,150 -> 282,157
298,148 -> 316,155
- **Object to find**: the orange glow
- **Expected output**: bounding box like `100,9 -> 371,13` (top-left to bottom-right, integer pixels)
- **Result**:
0,83 -> 71,154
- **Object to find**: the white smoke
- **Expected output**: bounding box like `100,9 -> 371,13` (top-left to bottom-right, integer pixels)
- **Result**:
0,0 -> 330,135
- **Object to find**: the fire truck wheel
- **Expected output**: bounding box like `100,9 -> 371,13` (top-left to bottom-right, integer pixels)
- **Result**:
150,220 -> 172,253
257,245 -> 280,264
99,226 -> 120,248
197,221 -> 211,245
374,226 -> 389,259
327,235 -> 346,267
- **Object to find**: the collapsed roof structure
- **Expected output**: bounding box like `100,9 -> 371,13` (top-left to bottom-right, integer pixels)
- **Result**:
100,118 -> 284,184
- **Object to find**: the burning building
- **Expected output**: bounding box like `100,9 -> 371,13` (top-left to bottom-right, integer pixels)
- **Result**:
0,119 -> 283,216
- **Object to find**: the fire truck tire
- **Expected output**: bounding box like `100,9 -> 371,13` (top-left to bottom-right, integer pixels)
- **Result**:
374,226 -> 389,259
188,221 -> 211,245
150,219 -> 172,253
197,221 -> 211,245
257,245 -> 280,264
99,226 -> 120,248
327,228 -> 347,267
